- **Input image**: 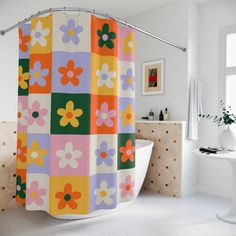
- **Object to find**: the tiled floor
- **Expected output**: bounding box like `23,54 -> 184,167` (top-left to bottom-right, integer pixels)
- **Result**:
1,191 -> 236,236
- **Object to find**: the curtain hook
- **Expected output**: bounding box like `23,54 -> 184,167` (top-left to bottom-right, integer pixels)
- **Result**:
63,6 -> 66,15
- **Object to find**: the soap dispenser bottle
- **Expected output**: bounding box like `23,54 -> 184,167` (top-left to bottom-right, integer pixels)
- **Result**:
149,109 -> 154,120
159,110 -> 164,121
164,107 -> 169,120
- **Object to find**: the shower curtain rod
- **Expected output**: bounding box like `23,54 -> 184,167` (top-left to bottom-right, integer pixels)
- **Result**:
0,7 -> 187,52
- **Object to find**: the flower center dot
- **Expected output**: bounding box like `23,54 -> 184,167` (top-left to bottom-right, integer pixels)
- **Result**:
67,71 -> 74,78
17,148 -> 22,155
64,194 -> 71,201
31,151 -> 38,158
66,112 -> 74,119
101,73 -> 108,80
18,112 -> 22,118
100,190 -> 107,197
18,76 -> 22,82
30,191 -> 38,198
16,185 -> 21,191
33,71 -> 40,79
65,153 -> 72,160
125,184 -> 131,191
68,29 -> 75,37
127,77 -> 133,85
127,41 -> 133,48
126,149 -> 132,155
102,34 -> 108,41
126,113 -> 132,120
101,112 -> 108,120
35,31 -> 41,38
32,111 -> 39,118
100,151 -> 107,159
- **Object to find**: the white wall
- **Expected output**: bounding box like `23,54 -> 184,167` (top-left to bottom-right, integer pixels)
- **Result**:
198,0 -> 236,197
127,0 -> 189,121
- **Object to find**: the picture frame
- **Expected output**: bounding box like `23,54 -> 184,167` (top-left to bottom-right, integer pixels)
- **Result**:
142,59 -> 165,95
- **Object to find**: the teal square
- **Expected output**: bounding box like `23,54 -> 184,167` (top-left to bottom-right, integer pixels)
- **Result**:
18,59 -> 29,96
51,93 -> 90,134
118,133 -> 135,169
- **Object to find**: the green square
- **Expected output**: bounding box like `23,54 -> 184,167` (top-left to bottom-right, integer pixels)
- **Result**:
18,59 -> 29,96
118,133 -> 135,169
51,93 -> 90,134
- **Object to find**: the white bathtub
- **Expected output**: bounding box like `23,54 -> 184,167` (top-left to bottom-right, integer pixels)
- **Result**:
52,139 -> 154,220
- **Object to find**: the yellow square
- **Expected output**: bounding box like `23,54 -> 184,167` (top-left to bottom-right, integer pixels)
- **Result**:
16,132 -> 27,170
91,53 -> 118,95
30,14 -> 52,55
49,176 -> 89,215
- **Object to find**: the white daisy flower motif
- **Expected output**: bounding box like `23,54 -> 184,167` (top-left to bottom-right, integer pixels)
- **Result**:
31,20 -> 50,47
18,102 -> 28,126
94,180 -> 116,206
96,63 -> 116,88
56,142 -> 82,169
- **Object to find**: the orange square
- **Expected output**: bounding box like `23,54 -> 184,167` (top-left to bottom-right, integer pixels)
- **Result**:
91,95 -> 118,134
29,53 -> 52,94
91,15 -> 118,57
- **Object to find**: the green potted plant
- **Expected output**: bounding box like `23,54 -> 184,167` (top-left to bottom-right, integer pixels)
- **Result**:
199,100 -> 236,150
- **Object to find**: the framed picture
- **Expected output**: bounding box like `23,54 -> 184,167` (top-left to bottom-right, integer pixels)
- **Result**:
142,59 -> 165,95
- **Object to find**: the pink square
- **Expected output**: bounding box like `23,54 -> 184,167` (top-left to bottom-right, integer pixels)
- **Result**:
17,96 -> 28,132
50,135 -> 90,176
118,26 -> 135,61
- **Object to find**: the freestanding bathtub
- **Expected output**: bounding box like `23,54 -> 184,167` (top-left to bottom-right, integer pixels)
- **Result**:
52,139 -> 154,220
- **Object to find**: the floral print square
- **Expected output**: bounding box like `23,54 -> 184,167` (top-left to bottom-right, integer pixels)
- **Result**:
51,93 -> 90,134
52,52 -> 90,94
118,169 -> 135,203
16,168 -> 26,204
50,176 -> 89,215
118,26 -> 135,61
91,54 -> 118,96
90,134 -> 117,175
118,133 -> 135,170
29,54 -> 52,94
118,97 -> 135,133
16,132 -> 27,170
50,135 -> 90,176
52,12 -> 91,53
27,134 -> 50,174
118,61 -> 135,98
18,59 -> 30,96
19,24 -> 31,59
30,15 -> 52,55
90,95 -> 117,134
91,16 -> 118,57
25,173 -> 49,211
27,94 -> 51,134
17,96 -> 28,132
90,174 -> 117,211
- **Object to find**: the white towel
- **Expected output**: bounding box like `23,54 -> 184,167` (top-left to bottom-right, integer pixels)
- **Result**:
188,77 -> 203,140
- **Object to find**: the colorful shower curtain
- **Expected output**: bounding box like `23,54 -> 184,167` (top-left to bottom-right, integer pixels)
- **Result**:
16,12 -> 135,215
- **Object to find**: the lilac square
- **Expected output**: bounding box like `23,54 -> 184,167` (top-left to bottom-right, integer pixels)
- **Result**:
27,134 -> 50,174
19,24 -> 31,59
90,173 -> 117,211
118,97 -> 135,133
52,52 -> 91,94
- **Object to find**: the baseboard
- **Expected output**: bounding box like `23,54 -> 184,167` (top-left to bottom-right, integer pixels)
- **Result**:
197,184 -> 231,199
181,185 -> 198,197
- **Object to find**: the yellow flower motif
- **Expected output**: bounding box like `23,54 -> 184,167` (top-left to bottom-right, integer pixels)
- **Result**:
18,65 -> 29,89
57,101 -> 83,128
27,141 -> 47,167
120,104 -> 135,126
122,32 -> 135,55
